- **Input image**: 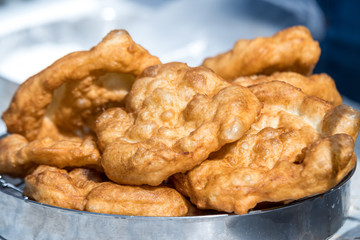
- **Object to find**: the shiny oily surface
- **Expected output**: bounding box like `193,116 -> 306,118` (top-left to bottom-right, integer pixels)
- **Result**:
0,167 -> 354,240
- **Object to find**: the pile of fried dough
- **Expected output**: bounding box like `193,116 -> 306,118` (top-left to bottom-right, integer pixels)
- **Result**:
1,26 -> 359,217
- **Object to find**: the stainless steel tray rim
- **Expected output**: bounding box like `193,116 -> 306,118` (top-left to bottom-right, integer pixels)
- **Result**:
0,162 -> 355,240
2,164 -> 354,221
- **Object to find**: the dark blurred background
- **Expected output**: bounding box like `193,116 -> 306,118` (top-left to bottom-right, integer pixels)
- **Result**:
315,0 -> 360,102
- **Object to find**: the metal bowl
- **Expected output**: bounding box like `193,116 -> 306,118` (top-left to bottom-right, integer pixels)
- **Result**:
0,166 -> 354,240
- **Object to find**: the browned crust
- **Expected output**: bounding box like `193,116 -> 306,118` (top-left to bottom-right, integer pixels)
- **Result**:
24,165 -> 191,217
202,26 -> 320,80
172,81 -> 359,215
0,134 -> 101,177
97,62 -> 262,186
233,72 -> 342,106
2,30 -> 160,140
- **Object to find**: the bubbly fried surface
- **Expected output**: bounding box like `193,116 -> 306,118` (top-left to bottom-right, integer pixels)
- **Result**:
0,134 -> 101,177
96,62 -> 262,186
0,30 -> 159,176
233,72 -> 342,106
1,26 -> 358,217
24,165 -> 191,217
202,26 -> 320,80
172,81 -> 359,215
2,30 -> 160,141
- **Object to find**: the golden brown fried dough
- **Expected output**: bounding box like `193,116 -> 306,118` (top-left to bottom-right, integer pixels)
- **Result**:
3,30 -> 160,141
202,26 -> 320,80
24,165 -> 191,217
172,81 -> 359,215
2,26 -> 357,218
85,183 -> 191,217
24,165 -> 103,210
233,72 -> 342,106
0,134 -> 101,177
0,134 -> 35,177
96,62 -> 262,186
95,107 -> 133,151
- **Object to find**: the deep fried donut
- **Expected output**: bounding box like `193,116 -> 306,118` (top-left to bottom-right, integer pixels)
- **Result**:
3,30 -> 161,141
172,81 -> 359,215
233,72 -> 342,106
96,62 -> 262,186
24,165 -> 191,217
0,134 -> 101,177
202,26 -> 320,80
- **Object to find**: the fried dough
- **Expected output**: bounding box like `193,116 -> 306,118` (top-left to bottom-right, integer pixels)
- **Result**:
2,30 -> 160,141
233,72 -> 342,106
1,26 -> 357,217
96,62 -> 262,186
0,134 -> 35,177
0,134 -> 101,177
24,165 -> 191,217
202,26 -> 320,80
172,81 -> 359,215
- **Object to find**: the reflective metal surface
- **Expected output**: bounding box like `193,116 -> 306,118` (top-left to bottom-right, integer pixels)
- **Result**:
0,168 -> 354,240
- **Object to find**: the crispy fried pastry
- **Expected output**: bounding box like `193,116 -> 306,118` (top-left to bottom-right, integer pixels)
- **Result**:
233,72 -> 342,106
0,134 -> 35,177
202,26 -> 320,80
24,165 -> 191,217
2,30 -> 161,141
1,26 -> 356,217
172,81 -> 360,215
96,62 -> 262,186
0,134 -> 101,177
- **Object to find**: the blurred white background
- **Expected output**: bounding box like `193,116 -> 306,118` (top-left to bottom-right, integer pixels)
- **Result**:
0,0 -> 325,83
